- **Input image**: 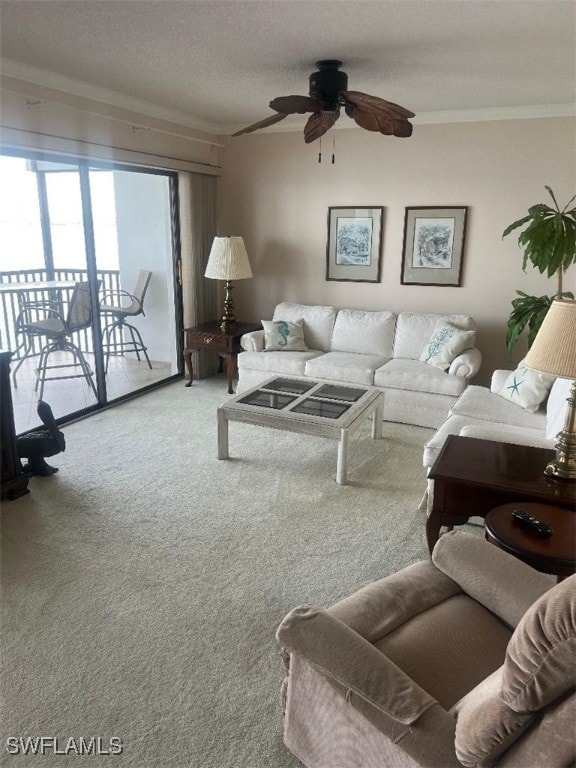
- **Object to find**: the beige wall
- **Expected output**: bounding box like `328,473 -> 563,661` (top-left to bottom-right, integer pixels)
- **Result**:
219,117 -> 576,384
2,77 -> 575,386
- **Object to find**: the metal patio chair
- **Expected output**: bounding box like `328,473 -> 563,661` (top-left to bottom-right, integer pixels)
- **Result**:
99,270 -> 153,373
16,280 -> 99,400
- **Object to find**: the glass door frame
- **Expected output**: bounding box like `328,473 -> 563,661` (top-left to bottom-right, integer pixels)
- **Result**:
1,147 -> 184,428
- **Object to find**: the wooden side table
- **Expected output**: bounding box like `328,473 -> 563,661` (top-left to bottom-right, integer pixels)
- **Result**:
427,435 -> 576,554
485,503 -> 576,582
184,321 -> 261,394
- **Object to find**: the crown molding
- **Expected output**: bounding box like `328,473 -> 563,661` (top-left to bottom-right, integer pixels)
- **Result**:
414,103 -> 576,124
0,58 -> 223,138
222,102 -> 576,136
3,58 -> 573,142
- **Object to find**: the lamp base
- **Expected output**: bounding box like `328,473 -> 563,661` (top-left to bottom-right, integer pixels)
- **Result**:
220,280 -> 236,332
545,380 -> 576,481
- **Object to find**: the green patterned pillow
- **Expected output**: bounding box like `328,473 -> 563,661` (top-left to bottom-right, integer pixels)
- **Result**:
420,324 -> 475,371
499,360 -> 555,412
262,319 -> 308,351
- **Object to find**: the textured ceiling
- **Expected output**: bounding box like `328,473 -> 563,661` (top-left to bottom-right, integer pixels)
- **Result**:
1,0 -> 575,134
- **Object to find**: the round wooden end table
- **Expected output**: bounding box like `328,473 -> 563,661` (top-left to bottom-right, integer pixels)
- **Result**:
485,502 -> 576,582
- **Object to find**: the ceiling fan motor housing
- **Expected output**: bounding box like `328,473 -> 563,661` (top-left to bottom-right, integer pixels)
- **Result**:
309,60 -> 348,106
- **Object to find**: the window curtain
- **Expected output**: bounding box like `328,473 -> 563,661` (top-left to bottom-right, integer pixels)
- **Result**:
178,171 -> 218,379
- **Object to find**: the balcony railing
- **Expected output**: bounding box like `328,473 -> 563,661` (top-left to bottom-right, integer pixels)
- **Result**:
0,268 -> 121,356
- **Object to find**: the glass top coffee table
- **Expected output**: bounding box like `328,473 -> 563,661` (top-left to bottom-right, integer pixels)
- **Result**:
217,377 -> 384,485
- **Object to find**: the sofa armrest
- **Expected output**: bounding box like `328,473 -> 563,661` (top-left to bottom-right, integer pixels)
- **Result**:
240,330 -> 265,352
277,605 -> 437,725
448,347 -> 482,378
491,369 -> 513,392
432,531 -> 553,628
459,424 -> 554,450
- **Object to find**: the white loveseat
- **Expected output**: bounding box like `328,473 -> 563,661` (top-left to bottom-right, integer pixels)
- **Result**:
421,370 -> 572,511
238,302 -> 482,429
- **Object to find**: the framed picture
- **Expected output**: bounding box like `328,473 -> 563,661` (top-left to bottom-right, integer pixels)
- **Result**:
401,206 -> 468,286
326,207 -> 383,282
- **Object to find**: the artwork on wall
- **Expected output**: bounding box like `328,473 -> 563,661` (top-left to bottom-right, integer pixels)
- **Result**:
326,207 -> 383,282
401,206 -> 468,286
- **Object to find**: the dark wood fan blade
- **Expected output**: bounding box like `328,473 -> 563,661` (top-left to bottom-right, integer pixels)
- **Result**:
231,112 -> 288,137
347,103 -> 413,137
391,120 -> 413,138
269,95 -> 328,114
350,105 -> 391,134
303,110 -> 340,144
342,90 -> 415,119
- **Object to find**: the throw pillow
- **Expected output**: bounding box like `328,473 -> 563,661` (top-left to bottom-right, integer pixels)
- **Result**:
419,324 -> 475,371
498,359 -> 555,413
261,319 -> 308,352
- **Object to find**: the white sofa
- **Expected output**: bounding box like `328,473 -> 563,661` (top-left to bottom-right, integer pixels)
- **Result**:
238,302 -> 482,429
421,369 -> 572,511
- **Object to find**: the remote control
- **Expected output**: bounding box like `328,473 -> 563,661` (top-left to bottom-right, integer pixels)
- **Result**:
511,509 -> 553,538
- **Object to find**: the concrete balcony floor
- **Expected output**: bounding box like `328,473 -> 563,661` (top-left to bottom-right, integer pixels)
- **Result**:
10,352 -> 172,434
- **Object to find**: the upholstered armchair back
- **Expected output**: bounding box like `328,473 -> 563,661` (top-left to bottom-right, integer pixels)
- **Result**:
452,574 -> 576,767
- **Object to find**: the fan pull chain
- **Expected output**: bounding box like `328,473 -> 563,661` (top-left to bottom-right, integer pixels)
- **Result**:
317,134 -> 336,164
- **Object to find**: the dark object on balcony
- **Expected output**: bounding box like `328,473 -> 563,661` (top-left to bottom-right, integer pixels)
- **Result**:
17,400 -> 66,476
100,270 -> 153,372
0,349 -> 29,499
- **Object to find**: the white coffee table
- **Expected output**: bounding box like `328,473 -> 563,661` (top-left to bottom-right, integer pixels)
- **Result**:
217,376 -> 384,485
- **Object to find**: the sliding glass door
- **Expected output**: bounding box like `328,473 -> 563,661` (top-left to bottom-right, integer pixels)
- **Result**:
94,169 -> 178,400
0,152 -> 181,434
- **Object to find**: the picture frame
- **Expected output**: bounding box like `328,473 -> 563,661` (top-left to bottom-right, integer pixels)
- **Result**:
326,206 -> 384,283
401,206 -> 468,287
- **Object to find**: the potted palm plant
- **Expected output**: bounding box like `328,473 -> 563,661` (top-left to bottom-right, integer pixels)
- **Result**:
503,186 -> 576,349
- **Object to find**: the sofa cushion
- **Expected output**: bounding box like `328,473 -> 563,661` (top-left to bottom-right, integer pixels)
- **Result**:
374,359 -> 468,397
375,595 -> 512,711
498,359 -> 555,413
262,319 -> 308,351
393,313 -> 476,360
272,302 -> 337,352
450,385 -> 546,430
330,309 -> 396,356
238,349 -> 323,376
305,351 -> 389,386
420,324 -> 476,371
546,377 -> 572,439
385,388 -> 459,430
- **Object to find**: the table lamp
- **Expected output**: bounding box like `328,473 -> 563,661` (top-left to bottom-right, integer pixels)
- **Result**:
204,236 -> 253,331
524,298 -> 576,480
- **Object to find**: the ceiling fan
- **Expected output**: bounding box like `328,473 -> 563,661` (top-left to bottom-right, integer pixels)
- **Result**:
231,60 -> 415,144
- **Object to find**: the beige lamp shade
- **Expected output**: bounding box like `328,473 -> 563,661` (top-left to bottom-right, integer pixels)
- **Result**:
524,299 -> 576,379
204,236 -> 253,280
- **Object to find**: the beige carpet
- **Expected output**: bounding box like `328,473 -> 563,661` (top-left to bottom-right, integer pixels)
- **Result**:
1,377 -> 433,767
